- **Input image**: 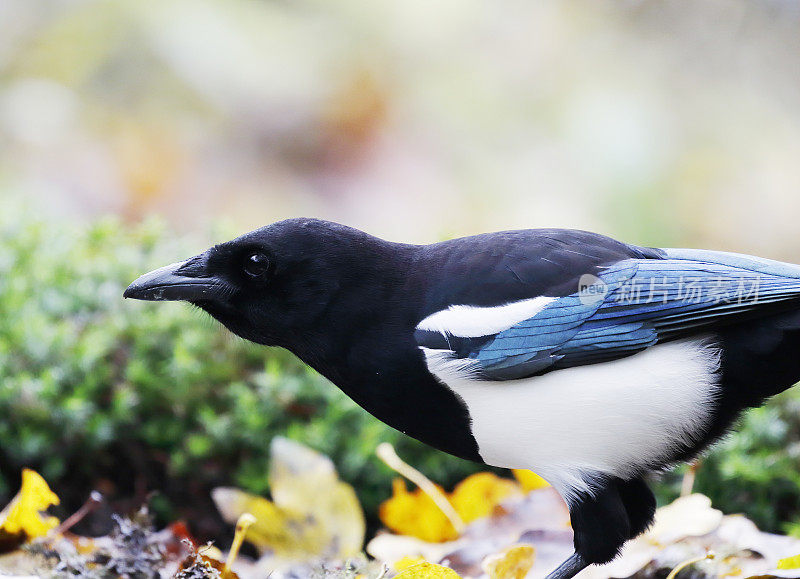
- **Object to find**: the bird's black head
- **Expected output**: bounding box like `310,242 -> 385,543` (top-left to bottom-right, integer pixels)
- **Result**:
124,218 -> 410,352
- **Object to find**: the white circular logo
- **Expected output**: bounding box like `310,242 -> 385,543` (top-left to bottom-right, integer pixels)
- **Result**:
578,274 -> 608,305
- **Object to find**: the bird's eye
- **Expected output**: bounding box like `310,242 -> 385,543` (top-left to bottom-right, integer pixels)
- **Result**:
243,252 -> 271,279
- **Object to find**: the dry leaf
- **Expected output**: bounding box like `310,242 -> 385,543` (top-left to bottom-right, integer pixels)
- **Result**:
511,470 -> 550,492
267,437 -> 364,557
779,555 -> 800,570
379,479 -> 458,543
449,473 -> 521,524
482,544 -> 536,579
212,437 -> 364,563
393,561 -> 462,578
586,496 -> 800,579
0,469 -> 60,551
393,556 -> 427,571
646,494 -> 723,544
370,489 -> 571,577
379,472 -> 522,543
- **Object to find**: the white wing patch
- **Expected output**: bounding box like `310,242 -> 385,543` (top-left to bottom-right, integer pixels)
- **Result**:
420,347 -> 482,382
416,296 -> 555,338
421,338 -> 721,503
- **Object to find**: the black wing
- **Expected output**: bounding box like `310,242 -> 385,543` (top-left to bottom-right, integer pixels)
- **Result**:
414,230 -> 800,380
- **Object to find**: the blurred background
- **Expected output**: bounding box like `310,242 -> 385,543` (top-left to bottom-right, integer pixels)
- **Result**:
3,0 -> 800,544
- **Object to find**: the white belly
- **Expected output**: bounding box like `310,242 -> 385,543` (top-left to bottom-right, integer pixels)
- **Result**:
422,338 -> 721,501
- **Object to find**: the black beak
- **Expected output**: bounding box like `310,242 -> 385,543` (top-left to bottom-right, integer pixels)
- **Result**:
124,254 -> 228,302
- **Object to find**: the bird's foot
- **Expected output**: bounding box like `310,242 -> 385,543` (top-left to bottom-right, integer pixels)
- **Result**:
544,552 -> 589,579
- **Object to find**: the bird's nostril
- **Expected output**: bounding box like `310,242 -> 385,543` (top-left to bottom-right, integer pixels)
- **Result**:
175,254 -> 209,278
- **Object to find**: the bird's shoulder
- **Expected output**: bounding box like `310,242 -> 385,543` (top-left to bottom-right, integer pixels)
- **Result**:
411,228 -> 663,310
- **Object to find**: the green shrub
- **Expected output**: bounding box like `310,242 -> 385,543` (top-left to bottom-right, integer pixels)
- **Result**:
0,207 -> 483,537
656,390 -> 800,535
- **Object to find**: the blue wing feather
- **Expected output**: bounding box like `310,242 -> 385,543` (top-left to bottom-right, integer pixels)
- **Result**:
470,252 -> 800,380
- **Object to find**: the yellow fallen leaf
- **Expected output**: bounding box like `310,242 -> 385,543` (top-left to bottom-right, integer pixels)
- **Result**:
394,562 -> 463,578
482,544 -> 536,579
212,438 -> 364,562
376,444 -> 465,535
778,554 -> 800,570
645,494 -> 722,545
449,473 -> 521,523
512,470 -> 550,492
212,488 -> 295,552
379,479 -> 458,543
379,471 -> 525,542
393,556 -> 427,571
268,438 -> 364,557
0,469 -> 60,544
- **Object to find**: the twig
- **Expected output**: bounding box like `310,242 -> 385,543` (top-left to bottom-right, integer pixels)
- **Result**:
376,442 -> 465,534
223,512 -> 256,578
680,460 -> 701,497
666,551 -> 715,579
51,491 -> 103,536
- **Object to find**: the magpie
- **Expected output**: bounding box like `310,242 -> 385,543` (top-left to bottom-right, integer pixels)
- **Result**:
124,218 -> 800,579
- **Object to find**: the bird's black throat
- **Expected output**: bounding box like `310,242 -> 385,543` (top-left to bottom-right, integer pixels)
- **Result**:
279,319 -> 484,464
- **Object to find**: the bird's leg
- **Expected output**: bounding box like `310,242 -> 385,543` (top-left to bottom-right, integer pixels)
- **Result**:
544,552 -> 589,579
544,479 -> 637,579
616,477 -> 656,538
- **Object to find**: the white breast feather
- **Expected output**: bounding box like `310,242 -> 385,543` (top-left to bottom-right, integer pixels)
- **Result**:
421,339 -> 721,505
416,296 -> 554,337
